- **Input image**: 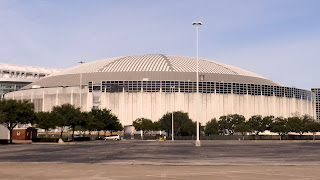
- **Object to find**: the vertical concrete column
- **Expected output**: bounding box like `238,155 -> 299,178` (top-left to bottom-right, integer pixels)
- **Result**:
160,88 -> 162,122
55,89 -> 59,106
122,87 -> 124,125
42,90 -> 45,112
71,88 -> 73,105
246,89 -> 249,118
140,85 -> 143,118
231,87 -> 234,114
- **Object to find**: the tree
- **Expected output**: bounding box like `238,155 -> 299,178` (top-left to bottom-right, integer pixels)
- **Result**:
133,118 -> 155,138
217,114 -> 245,135
35,112 -> 57,138
234,123 -> 251,140
205,118 -> 219,136
230,114 -> 246,127
82,111 -> 97,138
158,111 -> 196,136
270,117 -> 288,140
52,104 -> 82,140
262,116 -> 274,131
99,109 -> 123,132
218,115 -> 233,135
89,108 -> 123,139
287,116 -> 303,134
247,115 -> 273,136
305,121 -> 320,140
0,99 -> 35,144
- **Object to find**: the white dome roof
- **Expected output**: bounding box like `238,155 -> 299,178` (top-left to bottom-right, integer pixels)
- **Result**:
25,54 -> 279,88
53,54 -> 265,79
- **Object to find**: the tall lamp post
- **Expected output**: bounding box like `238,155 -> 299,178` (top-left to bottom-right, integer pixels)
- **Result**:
78,60 -> 85,109
78,60 -> 85,136
171,86 -> 175,141
192,21 -> 202,147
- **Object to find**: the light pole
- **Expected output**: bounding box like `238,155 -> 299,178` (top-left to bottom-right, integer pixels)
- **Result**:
78,60 -> 85,136
78,60 -> 85,109
171,86 -> 175,141
192,21 -> 202,147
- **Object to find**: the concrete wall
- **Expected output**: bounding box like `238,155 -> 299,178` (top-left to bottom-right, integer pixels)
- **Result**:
5,87 -> 316,126
0,125 -> 9,139
5,86 -> 87,112
101,91 -> 315,126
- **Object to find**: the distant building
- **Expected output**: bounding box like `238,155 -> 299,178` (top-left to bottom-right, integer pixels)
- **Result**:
311,88 -> 320,122
0,63 -> 60,98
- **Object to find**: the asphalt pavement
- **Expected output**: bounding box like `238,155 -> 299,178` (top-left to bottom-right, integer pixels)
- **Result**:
1,140 -> 320,179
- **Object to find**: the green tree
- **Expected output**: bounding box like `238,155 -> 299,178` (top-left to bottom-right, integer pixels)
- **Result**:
301,115 -> 314,133
287,116 -> 303,134
89,108 -> 123,138
270,117 -> 288,140
230,114 -> 246,127
205,118 -> 219,136
82,111 -> 98,138
217,114 -> 245,135
133,118 -> 155,138
152,121 -> 160,131
0,99 -> 35,143
305,121 -> 320,140
247,115 -> 273,136
218,115 -> 233,135
262,116 -> 274,131
35,112 -> 57,138
234,123 -> 251,140
52,104 -> 82,139
158,111 -> 196,136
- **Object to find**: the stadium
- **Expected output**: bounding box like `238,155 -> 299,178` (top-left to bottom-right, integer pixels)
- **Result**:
4,54 -> 316,126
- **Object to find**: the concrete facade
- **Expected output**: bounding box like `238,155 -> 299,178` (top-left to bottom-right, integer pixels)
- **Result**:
5,85 -> 315,126
0,125 -> 9,139
311,88 -> 320,121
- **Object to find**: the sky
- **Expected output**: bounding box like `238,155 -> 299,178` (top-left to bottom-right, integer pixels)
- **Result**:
0,0 -> 319,90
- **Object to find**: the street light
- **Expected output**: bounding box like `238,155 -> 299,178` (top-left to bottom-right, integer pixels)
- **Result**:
78,60 -> 85,110
171,86 -> 175,141
192,21 -> 202,147
78,60 -> 85,137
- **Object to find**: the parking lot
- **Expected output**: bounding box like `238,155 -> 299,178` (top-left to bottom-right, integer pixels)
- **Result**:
1,140 -> 320,179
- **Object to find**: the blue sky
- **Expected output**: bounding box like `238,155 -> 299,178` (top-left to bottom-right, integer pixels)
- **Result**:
0,0 -> 319,90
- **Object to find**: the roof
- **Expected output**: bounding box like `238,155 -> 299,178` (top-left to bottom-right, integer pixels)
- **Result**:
23,54 -> 279,88
0,63 -> 60,74
0,63 -> 61,83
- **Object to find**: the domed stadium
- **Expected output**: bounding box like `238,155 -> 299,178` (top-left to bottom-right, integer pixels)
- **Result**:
5,54 -> 315,126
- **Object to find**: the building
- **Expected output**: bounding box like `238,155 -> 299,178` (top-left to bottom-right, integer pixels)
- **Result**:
12,127 -> 37,140
0,63 -> 60,139
4,54 -> 316,126
311,88 -> 320,121
0,63 -> 60,98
